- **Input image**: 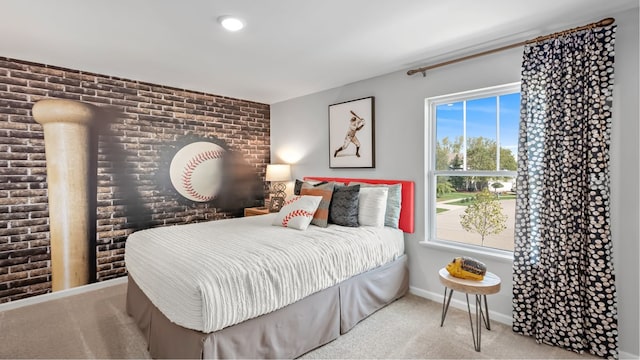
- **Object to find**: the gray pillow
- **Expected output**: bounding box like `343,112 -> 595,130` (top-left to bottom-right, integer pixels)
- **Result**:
351,182 -> 402,228
329,184 -> 360,227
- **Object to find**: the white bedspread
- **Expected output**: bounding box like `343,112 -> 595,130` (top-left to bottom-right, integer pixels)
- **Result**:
125,213 -> 404,333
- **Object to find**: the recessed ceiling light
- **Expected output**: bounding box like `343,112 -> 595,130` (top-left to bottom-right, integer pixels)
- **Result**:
218,16 -> 244,32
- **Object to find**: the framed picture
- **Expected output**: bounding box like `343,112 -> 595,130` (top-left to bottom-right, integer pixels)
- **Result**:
269,196 -> 285,212
329,96 -> 375,168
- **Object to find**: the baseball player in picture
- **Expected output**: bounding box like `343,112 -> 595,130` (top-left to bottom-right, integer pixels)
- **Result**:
334,110 -> 365,158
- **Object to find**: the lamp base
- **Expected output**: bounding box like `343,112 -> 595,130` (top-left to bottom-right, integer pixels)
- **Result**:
272,182 -> 287,199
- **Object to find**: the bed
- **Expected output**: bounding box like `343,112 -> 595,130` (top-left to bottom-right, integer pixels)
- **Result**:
125,177 -> 414,359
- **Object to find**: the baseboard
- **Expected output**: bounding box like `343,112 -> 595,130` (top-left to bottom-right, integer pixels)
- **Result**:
619,350 -> 639,359
409,285 -> 513,326
0,276 -> 128,312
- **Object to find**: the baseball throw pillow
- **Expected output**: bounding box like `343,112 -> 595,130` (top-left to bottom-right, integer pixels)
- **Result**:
272,195 -> 323,230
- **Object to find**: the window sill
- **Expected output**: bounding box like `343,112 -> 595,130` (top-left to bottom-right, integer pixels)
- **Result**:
418,240 -> 514,263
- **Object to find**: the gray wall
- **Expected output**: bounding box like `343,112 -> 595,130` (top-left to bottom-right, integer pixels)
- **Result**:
271,8 -> 639,357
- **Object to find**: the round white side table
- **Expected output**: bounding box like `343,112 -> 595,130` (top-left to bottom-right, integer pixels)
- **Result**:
438,267 -> 501,352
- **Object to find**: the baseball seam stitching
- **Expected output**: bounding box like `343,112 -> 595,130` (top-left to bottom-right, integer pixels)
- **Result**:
283,196 -> 302,207
181,149 -> 225,201
281,209 -> 314,227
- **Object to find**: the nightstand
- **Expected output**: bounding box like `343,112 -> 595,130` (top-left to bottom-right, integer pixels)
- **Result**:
244,207 -> 270,217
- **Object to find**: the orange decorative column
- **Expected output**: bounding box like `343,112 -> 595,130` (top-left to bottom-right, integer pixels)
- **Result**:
32,99 -> 98,291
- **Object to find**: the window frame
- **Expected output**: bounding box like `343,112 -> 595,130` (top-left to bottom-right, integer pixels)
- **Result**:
425,82 -> 520,257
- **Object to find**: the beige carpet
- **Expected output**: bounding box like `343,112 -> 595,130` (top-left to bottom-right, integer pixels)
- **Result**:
0,281 -> 597,359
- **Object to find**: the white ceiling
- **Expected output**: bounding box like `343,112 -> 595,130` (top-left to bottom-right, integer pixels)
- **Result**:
1,0 -> 637,104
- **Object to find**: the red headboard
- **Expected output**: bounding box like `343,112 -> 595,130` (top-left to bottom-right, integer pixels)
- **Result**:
303,177 -> 415,233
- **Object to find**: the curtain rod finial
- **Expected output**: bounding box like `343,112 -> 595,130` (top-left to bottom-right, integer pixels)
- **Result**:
599,18 -> 615,27
406,68 -> 427,76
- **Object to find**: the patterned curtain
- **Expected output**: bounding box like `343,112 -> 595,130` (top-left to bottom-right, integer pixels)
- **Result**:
512,25 -> 618,359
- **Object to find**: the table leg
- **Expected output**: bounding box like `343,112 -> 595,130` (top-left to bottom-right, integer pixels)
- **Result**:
445,290 -> 492,352
465,294 -> 479,351
476,294 -> 482,351
465,293 -> 489,352
482,294 -> 491,330
440,287 -> 454,327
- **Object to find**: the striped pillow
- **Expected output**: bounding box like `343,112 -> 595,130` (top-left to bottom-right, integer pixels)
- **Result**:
300,182 -> 335,227
293,179 -> 328,195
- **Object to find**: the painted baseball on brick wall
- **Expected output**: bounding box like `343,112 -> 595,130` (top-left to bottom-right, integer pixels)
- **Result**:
169,141 -> 226,202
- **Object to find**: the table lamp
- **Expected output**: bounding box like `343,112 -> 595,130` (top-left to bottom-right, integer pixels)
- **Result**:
265,164 -> 291,201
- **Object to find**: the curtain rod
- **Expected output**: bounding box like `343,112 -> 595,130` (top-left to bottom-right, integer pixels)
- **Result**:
406,17 -> 615,77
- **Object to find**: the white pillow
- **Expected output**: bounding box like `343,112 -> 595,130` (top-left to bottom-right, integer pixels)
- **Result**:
357,187 -> 388,227
272,195 -> 323,230
351,182 -> 402,229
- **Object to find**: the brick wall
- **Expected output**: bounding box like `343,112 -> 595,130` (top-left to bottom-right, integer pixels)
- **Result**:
0,57 -> 270,303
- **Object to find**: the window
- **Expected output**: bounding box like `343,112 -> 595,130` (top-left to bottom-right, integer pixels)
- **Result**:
426,83 -> 520,253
